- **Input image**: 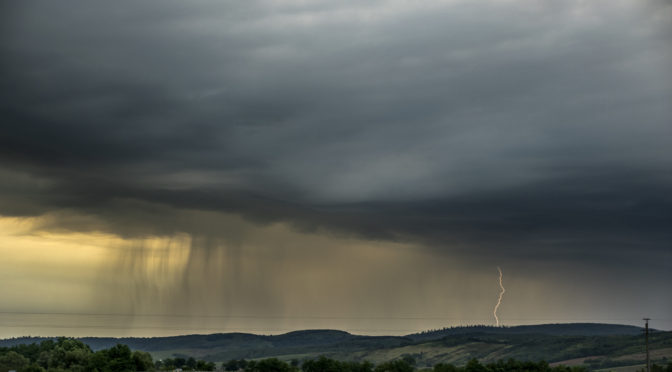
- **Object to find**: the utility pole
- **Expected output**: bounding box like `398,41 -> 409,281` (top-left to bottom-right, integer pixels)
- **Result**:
644,318 -> 650,372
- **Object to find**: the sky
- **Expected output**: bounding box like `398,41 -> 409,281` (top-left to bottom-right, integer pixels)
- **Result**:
0,0 -> 671,338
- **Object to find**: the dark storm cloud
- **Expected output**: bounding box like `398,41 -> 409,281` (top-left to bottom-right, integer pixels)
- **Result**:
1,0 -> 671,265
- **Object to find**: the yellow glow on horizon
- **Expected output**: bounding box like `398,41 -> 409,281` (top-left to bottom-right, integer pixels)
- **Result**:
0,211 -> 549,338
0,216 -> 192,314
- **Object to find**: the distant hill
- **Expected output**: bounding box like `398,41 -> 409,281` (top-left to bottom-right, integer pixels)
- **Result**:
406,323 -> 645,342
0,329 -> 413,358
1,323 -> 669,371
77,329 -> 412,356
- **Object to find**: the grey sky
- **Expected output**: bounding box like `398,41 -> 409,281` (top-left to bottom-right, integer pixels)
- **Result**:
0,0 -> 671,335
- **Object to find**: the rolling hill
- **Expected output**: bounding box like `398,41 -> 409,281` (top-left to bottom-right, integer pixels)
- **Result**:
406,323 -> 645,342
1,323 -> 669,370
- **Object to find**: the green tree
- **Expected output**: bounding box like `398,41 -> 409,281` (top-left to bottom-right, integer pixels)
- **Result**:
226,359 -> 241,371
196,360 -> 216,371
302,356 -> 344,372
162,358 -> 177,370
88,349 -> 110,372
465,359 -> 488,372
186,357 -> 197,370
174,357 -> 187,369
301,357 -> 374,372
401,356 -> 416,367
651,363 -> 672,372
434,363 -> 458,372
132,350 -> 154,371
374,360 -> 413,372
345,361 -> 374,372
0,351 -> 30,372
106,344 -> 135,372
246,358 -> 295,372
11,342 -> 42,363
37,351 -> 51,369
22,363 -> 47,372
48,338 -> 93,371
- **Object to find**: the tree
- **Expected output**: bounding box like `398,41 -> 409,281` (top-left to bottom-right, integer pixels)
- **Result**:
225,360 -> 239,371
88,349 -> 110,372
174,357 -> 187,369
163,358 -> 177,370
301,357 -> 374,372
345,361 -> 373,372
0,351 -> 30,372
186,357 -> 197,370
106,344 -> 135,372
133,351 -> 155,371
49,338 -> 92,371
246,358 -> 295,372
651,363 -> 672,372
434,363 -> 458,372
22,363 -> 47,372
196,360 -> 216,371
465,359 -> 488,372
302,356 -> 343,372
400,356 -> 416,367
374,360 -> 413,372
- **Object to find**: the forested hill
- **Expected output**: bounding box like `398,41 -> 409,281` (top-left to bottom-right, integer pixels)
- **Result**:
406,323 -> 644,341
81,330 -> 410,352
0,329 -> 411,352
1,324 -> 670,370
0,323 -> 644,350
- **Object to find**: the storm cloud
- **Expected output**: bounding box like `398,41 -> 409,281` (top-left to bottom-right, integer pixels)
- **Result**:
1,0 -> 671,334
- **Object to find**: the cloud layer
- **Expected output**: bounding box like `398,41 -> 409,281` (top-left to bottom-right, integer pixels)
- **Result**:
1,0 -> 671,333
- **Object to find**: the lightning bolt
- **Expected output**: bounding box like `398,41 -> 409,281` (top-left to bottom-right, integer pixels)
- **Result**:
493,266 -> 505,327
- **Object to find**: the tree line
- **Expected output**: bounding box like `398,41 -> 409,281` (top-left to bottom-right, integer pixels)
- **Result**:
3,338 -> 671,372
234,357 -> 671,372
228,356 -> 589,372
0,337 -> 214,372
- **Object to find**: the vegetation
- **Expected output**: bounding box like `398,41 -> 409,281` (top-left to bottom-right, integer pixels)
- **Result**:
225,359 -> 249,371
650,363 -> 672,372
1,325 -> 671,371
408,324 -> 644,342
301,356 -> 373,372
0,337 -> 215,372
154,357 -> 215,371
3,337 -> 669,372
230,357 -> 589,372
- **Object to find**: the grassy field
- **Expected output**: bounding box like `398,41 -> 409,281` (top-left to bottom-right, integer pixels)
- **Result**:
145,331 -> 672,371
